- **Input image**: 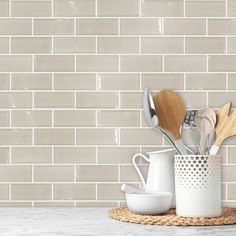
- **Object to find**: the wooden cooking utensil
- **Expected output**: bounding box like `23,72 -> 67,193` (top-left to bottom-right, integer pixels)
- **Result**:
153,90 -> 189,155
210,102 -> 236,155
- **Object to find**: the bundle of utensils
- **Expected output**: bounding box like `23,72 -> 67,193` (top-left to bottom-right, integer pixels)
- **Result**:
144,88 -> 236,155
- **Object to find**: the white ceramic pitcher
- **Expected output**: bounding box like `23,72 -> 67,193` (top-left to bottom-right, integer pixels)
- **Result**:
132,149 -> 176,205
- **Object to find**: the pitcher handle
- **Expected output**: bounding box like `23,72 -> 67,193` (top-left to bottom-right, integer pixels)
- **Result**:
132,153 -> 150,190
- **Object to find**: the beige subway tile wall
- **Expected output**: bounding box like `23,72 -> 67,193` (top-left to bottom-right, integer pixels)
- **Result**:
0,0 -> 234,207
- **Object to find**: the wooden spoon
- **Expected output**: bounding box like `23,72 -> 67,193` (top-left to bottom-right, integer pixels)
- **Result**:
210,102 -> 236,155
153,90 -> 189,155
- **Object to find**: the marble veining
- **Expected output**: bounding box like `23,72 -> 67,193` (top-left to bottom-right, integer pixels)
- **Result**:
0,208 -> 235,236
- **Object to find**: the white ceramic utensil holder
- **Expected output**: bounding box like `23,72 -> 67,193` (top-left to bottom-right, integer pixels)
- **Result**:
175,155 -> 221,217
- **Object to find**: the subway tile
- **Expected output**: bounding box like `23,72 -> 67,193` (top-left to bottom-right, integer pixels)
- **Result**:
98,110 -> 140,127
0,74 -> 9,90
185,1 -> 225,17
76,202 -> 118,207
11,184 -> 52,200
98,37 -> 139,54
77,18 -> 118,35
54,37 -> 95,53
54,0 -> 95,16
97,183 -> 125,200
34,55 -> 74,72
185,37 -> 226,54
228,147 -> 236,164
53,183 -> 96,200
11,1 -> 51,17
120,165 -> 148,182
34,129 -> 75,145
0,38 -> 9,53
121,18 -> 162,35
11,110 -> 52,127
180,92 -> 207,109
208,55 -> 236,72
54,74 -> 96,90
0,148 -> 10,164
141,73 -> 184,90
0,56 -> 32,72
11,147 -> 52,164
98,0 -> 139,16
54,147 -> 96,164
185,73 -> 226,90
228,0 -> 236,17
76,55 -> 118,72
54,110 -> 96,127
222,166 -> 236,182
0,19 -> 31,35
76,165 -> 118,182
76,92 -> 118,109
97,147 -> 139,164
0,92 -> 31,108
34,92 -> 74,108
97,73 -> 140,90
229,74 -> 236,90
34,19 -> 74,35
0,0 -> 8,17
34,202 -> 74,207
34,165 -> 74,182
120,92 -> 143,109
209,19 -> 236,35
121,55 -> 162,72
141,37 -> 183,54
120,128 -> 162,145
164,19 -> 206,35
228,184 -> 236,200
164,55 -> 206,72
0,185 -> 9,200
76,128 -> 119,145
141,0 -> 183,17
0,166 -> 31,182
227,37 -> 236,53
208,92 -> 236,108
225,136 -> 236,145
0,111 -> 9,127
11,37 -> 51,54
0,202 -> 32,207
0,129 -> 32,145
11,73 -> 52,90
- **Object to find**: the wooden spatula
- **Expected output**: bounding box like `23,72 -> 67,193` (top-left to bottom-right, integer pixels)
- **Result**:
210,102 -> 236,155
153,90 -> 189,155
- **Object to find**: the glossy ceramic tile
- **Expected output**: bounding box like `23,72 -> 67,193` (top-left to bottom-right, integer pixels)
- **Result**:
97,0 -> 139,16
34,128 -> 75,145
0,0 -> 233,206
54,0 -> 95,16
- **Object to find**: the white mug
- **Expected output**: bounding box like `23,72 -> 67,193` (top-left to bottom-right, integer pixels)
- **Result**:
132,149 -> 176,206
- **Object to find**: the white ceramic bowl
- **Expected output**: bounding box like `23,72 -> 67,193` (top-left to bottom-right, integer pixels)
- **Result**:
125,192 -> 172,215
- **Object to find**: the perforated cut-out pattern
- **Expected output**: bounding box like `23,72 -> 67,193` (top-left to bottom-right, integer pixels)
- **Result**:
175,155 -> 221,189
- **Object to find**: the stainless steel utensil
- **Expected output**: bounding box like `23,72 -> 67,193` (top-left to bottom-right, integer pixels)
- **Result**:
144,88 -> 194,154
143,88 -> 181,153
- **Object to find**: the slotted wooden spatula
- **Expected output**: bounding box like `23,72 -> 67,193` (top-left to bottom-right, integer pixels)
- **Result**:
153,90 -> 189,155
210,102 -> 236,155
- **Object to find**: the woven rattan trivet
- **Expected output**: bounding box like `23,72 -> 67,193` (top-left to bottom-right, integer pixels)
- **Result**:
108,207 -> 236,226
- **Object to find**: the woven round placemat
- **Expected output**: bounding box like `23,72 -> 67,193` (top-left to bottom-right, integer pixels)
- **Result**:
108,207 -> 236,226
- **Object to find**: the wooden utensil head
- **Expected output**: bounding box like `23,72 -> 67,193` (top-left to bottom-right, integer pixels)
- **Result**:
153,90 -> 186,140
214,102 -> 236,146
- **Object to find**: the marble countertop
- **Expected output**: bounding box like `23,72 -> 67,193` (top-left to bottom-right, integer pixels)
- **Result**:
0,208 -> 235,236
